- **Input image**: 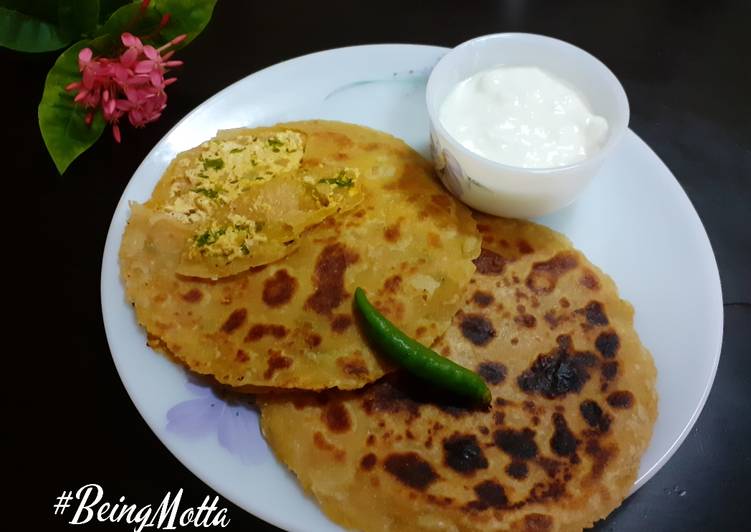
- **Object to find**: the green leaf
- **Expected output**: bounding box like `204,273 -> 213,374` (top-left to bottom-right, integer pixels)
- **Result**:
152,0 -> 217,46
58,0 -> 100,41
94,0 -> 216,50
96,2 -> 158,40
0,6 -> 69,52
38,40 -> 106,174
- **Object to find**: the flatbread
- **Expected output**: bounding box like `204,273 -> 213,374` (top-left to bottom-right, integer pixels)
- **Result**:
259,215 -> 658,531
145,127 -> 365,279
120,121 -> 481,391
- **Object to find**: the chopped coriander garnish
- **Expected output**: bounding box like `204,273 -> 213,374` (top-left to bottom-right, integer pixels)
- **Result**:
195,227 -> 226,248
197,172 -> 209,179
203,158 -> 225,171
230,147 -> 246,153
192,187 -> 220,199
318,171 -> 354,188
240,243 -> 250,255
267,137 -> 284,153
195,231 -> 212,247
250,159 -> 258,166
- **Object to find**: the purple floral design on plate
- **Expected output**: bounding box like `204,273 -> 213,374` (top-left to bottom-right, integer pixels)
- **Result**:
430,131 -> 465,199
166,376 -> 266,465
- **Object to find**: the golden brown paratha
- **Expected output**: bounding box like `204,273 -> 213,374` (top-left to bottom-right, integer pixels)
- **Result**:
259,215 -> 657,531
120,121 -> 481,391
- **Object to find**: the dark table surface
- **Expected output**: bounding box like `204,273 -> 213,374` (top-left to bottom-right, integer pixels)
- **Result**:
9,1 -> 750,530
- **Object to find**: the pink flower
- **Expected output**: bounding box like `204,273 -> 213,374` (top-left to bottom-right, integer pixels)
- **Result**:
66,31 -> 186,142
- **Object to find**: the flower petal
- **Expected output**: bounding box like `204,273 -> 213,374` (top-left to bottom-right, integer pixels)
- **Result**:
121,32 -> 141,48
143,45 -> 159,61
134,60 -> 156,74
171,34 -> 188,47
78,48 -> 93,67
120,48 -> 138,68
150,70 -> 164,88
73,89 -> 89,102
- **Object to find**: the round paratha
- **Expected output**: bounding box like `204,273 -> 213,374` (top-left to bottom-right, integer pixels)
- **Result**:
259,215 -> 658,531
120,121 -> 481,391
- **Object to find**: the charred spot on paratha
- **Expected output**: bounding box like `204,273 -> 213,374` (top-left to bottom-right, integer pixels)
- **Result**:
517,239 -> 534,254
304,331 -> 322,348
384,222 -> 401,242
220,308 -> 247,333
312,431 -> 346,462
473,248 -> 507,275
601,361 -> 619,382
442,433 -> 488,475
517,335 -> 597,399
468,480 -> 509,510
263,350 -> 293,380
607,390 -> 635,409
525,252 -> 578,294
515,312 -> 537,328
323,403 -> 352,433
506,460 -> 529,480
384,452 -> 438,490
579,269 -> 601,290
360,453 -> 377,471
595,331 -> 620,358
382,275 -> 402,294
577,301 -> 609,327
579,400 -> 612,433
331,314 -> 353,333
459,314 -> 496,346
550,413 -> 580,459
472,291 -> 494,307
305,243 -> 359,316
338,355 -> 370,377
245,323 -> 287,342
181,288 -> 203,302
543,309 -> 568,330
262,269 -> 297,307
494,427 -> 538,460
362,377 -> 422,417
477,362 -> 507,385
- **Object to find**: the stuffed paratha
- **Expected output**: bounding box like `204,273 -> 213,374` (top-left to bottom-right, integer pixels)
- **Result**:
120,121 -> 481,391
259,215 -> 657,531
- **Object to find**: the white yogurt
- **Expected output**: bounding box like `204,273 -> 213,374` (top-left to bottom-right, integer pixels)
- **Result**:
439,66 -> 609,169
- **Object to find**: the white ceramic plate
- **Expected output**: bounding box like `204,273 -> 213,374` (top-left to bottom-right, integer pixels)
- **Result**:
101,45 -> 723,532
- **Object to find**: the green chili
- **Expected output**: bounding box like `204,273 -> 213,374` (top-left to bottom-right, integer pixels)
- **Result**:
354,287 -> 491,405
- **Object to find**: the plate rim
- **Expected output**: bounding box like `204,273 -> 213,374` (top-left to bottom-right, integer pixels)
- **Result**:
101,43 -> 724,531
